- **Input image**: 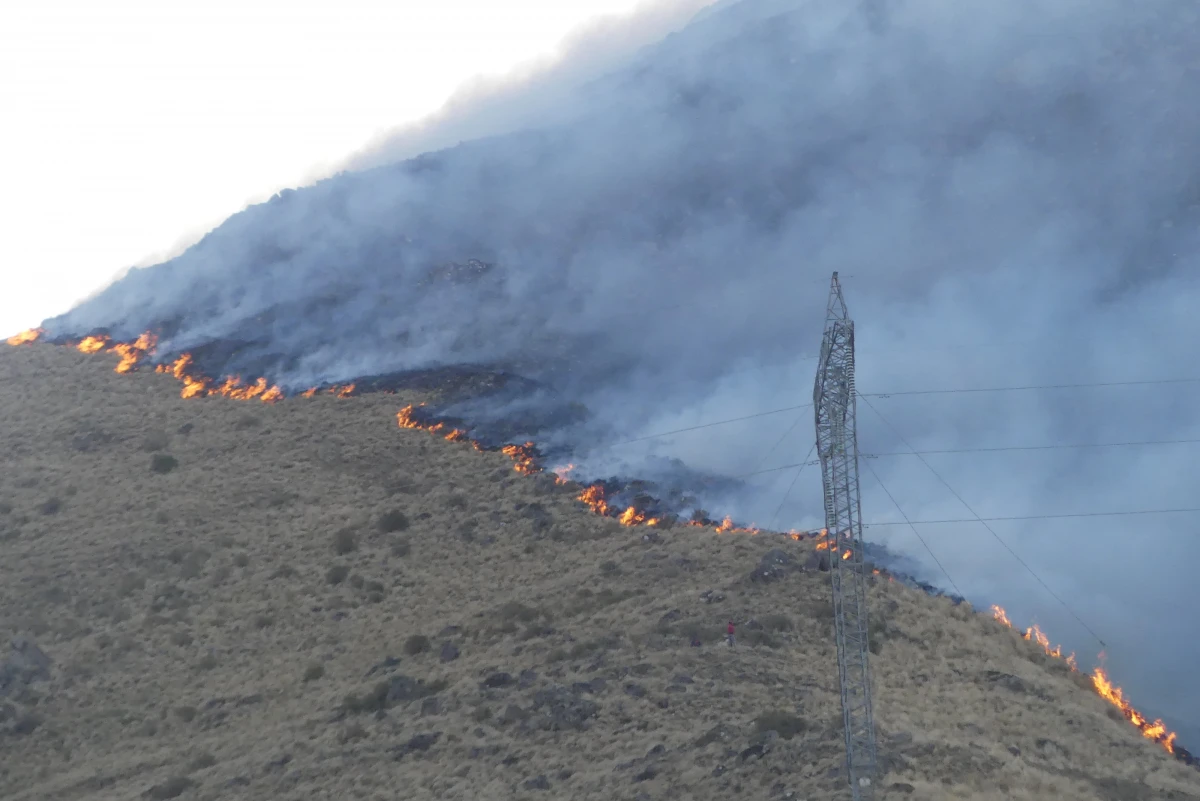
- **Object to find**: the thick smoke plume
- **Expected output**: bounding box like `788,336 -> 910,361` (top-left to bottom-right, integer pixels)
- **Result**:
44,0 -> 1200,745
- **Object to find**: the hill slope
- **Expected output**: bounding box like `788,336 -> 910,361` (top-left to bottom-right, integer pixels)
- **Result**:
1,344 -> 1196,801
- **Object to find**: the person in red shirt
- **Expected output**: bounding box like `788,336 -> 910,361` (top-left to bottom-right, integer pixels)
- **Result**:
726,620 -> 735,647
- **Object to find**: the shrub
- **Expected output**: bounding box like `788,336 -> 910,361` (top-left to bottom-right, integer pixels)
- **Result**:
326,565 -> 350,585
404,635 -> 431,655
378,510 -> 410,533
151,454 -> 178,474
333,528 -> 357,555
753,710 -> 808,740
303,663 -> 325,682
37,497 -> 62,515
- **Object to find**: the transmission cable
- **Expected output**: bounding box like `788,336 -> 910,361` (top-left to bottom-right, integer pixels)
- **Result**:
605,377 -> 1200,449
748,412 -> 808,476
769,441 -> 817,532
608,403 -> 813,446
862,507 -> 1200,525
742,435 -> 1200,478
859,377 -> 1200,397
858,454 -> 964,598
859,393 -> 1108,649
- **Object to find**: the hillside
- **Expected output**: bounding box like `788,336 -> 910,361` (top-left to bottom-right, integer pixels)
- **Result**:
1,343 -> 1197,801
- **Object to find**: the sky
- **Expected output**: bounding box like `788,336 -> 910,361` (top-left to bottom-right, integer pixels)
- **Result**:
0,0 -> 707,338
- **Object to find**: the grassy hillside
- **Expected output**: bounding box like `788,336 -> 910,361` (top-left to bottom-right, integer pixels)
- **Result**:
1,343 -> 1196,801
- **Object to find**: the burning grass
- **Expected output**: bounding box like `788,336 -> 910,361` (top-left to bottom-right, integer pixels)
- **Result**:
990,604 -> 1178,755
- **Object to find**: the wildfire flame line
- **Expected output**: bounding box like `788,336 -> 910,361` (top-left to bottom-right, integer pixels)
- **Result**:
990,605 -> 1177,754
6,328 -> 359,403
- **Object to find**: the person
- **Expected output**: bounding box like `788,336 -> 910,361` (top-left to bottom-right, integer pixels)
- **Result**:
726,620 -> 735,647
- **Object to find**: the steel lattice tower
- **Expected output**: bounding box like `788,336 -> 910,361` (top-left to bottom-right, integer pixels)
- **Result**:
813,271 -> 878,800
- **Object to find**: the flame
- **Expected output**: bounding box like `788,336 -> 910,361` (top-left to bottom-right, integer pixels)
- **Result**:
396,404 -> 479,447
551,463 -> 576,484
154,353 -> 285,403
6,328 -> 45,346
990,604 -> 1176,753
578,484 -> 611,516
76,335 -> 110,354
500,442 -> 539,474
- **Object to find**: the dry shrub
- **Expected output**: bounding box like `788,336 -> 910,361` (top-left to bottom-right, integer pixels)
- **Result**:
404,635 -> 431,655
378,510 -> 410,533
332,527 -> 357,554
150,454 -> 178,474
753,710 -> 809,739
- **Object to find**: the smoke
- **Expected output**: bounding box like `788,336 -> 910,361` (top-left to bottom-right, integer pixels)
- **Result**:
43,0 -> 1200,745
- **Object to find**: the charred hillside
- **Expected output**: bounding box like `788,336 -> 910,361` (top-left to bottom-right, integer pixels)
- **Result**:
1,343 -> 1197,801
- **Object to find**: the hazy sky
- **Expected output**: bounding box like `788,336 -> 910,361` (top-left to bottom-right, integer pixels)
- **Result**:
0,0 -> 693,338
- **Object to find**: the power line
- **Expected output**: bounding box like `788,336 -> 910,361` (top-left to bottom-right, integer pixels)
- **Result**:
749,412 -> 807,475
858,455 -> 964,598
742,435 -> 1200,477
606,378 -> 1200,449
859,377 -> 1200,397
608,403 -> 813,445
859,394 -> 1108,648
862,507 -> 1200,525
769,441 -> 817,531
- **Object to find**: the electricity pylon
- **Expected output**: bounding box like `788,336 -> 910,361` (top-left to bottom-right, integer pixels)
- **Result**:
813,271 -> 878,800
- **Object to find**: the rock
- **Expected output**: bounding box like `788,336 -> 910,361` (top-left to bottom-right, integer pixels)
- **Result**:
0,637 -> 51,698
983,671 -> 1029,694
387,675 -> 435,703
499,704 -> 529,725
481,672 -> 514,689
633,766 -> 658,782
751,549 -> 802,583
699,589 -> 725,604
658,609 -> 682,625
394,732 -> 440,759
530,685 -> 600,731
1007,745 -> 1021,757
518,669 -> 538,688
365,656 -> 401,677
740,743 -> 767,761
439,642 -> 460,662
523,774 -> 551,791
647,744 -> 666,757
803,551 -> 831,572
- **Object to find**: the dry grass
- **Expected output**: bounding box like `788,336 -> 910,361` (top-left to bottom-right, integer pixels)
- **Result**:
0,343 -> 1196,801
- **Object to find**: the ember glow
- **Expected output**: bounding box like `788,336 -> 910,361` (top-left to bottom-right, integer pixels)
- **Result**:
990,605 -> 1177,753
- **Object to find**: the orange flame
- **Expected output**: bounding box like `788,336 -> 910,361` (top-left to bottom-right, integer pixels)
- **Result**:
6,328 -> 45,346
501,442 -> 539,475
154,352 -> 284,403
990,605 -> 1176,753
